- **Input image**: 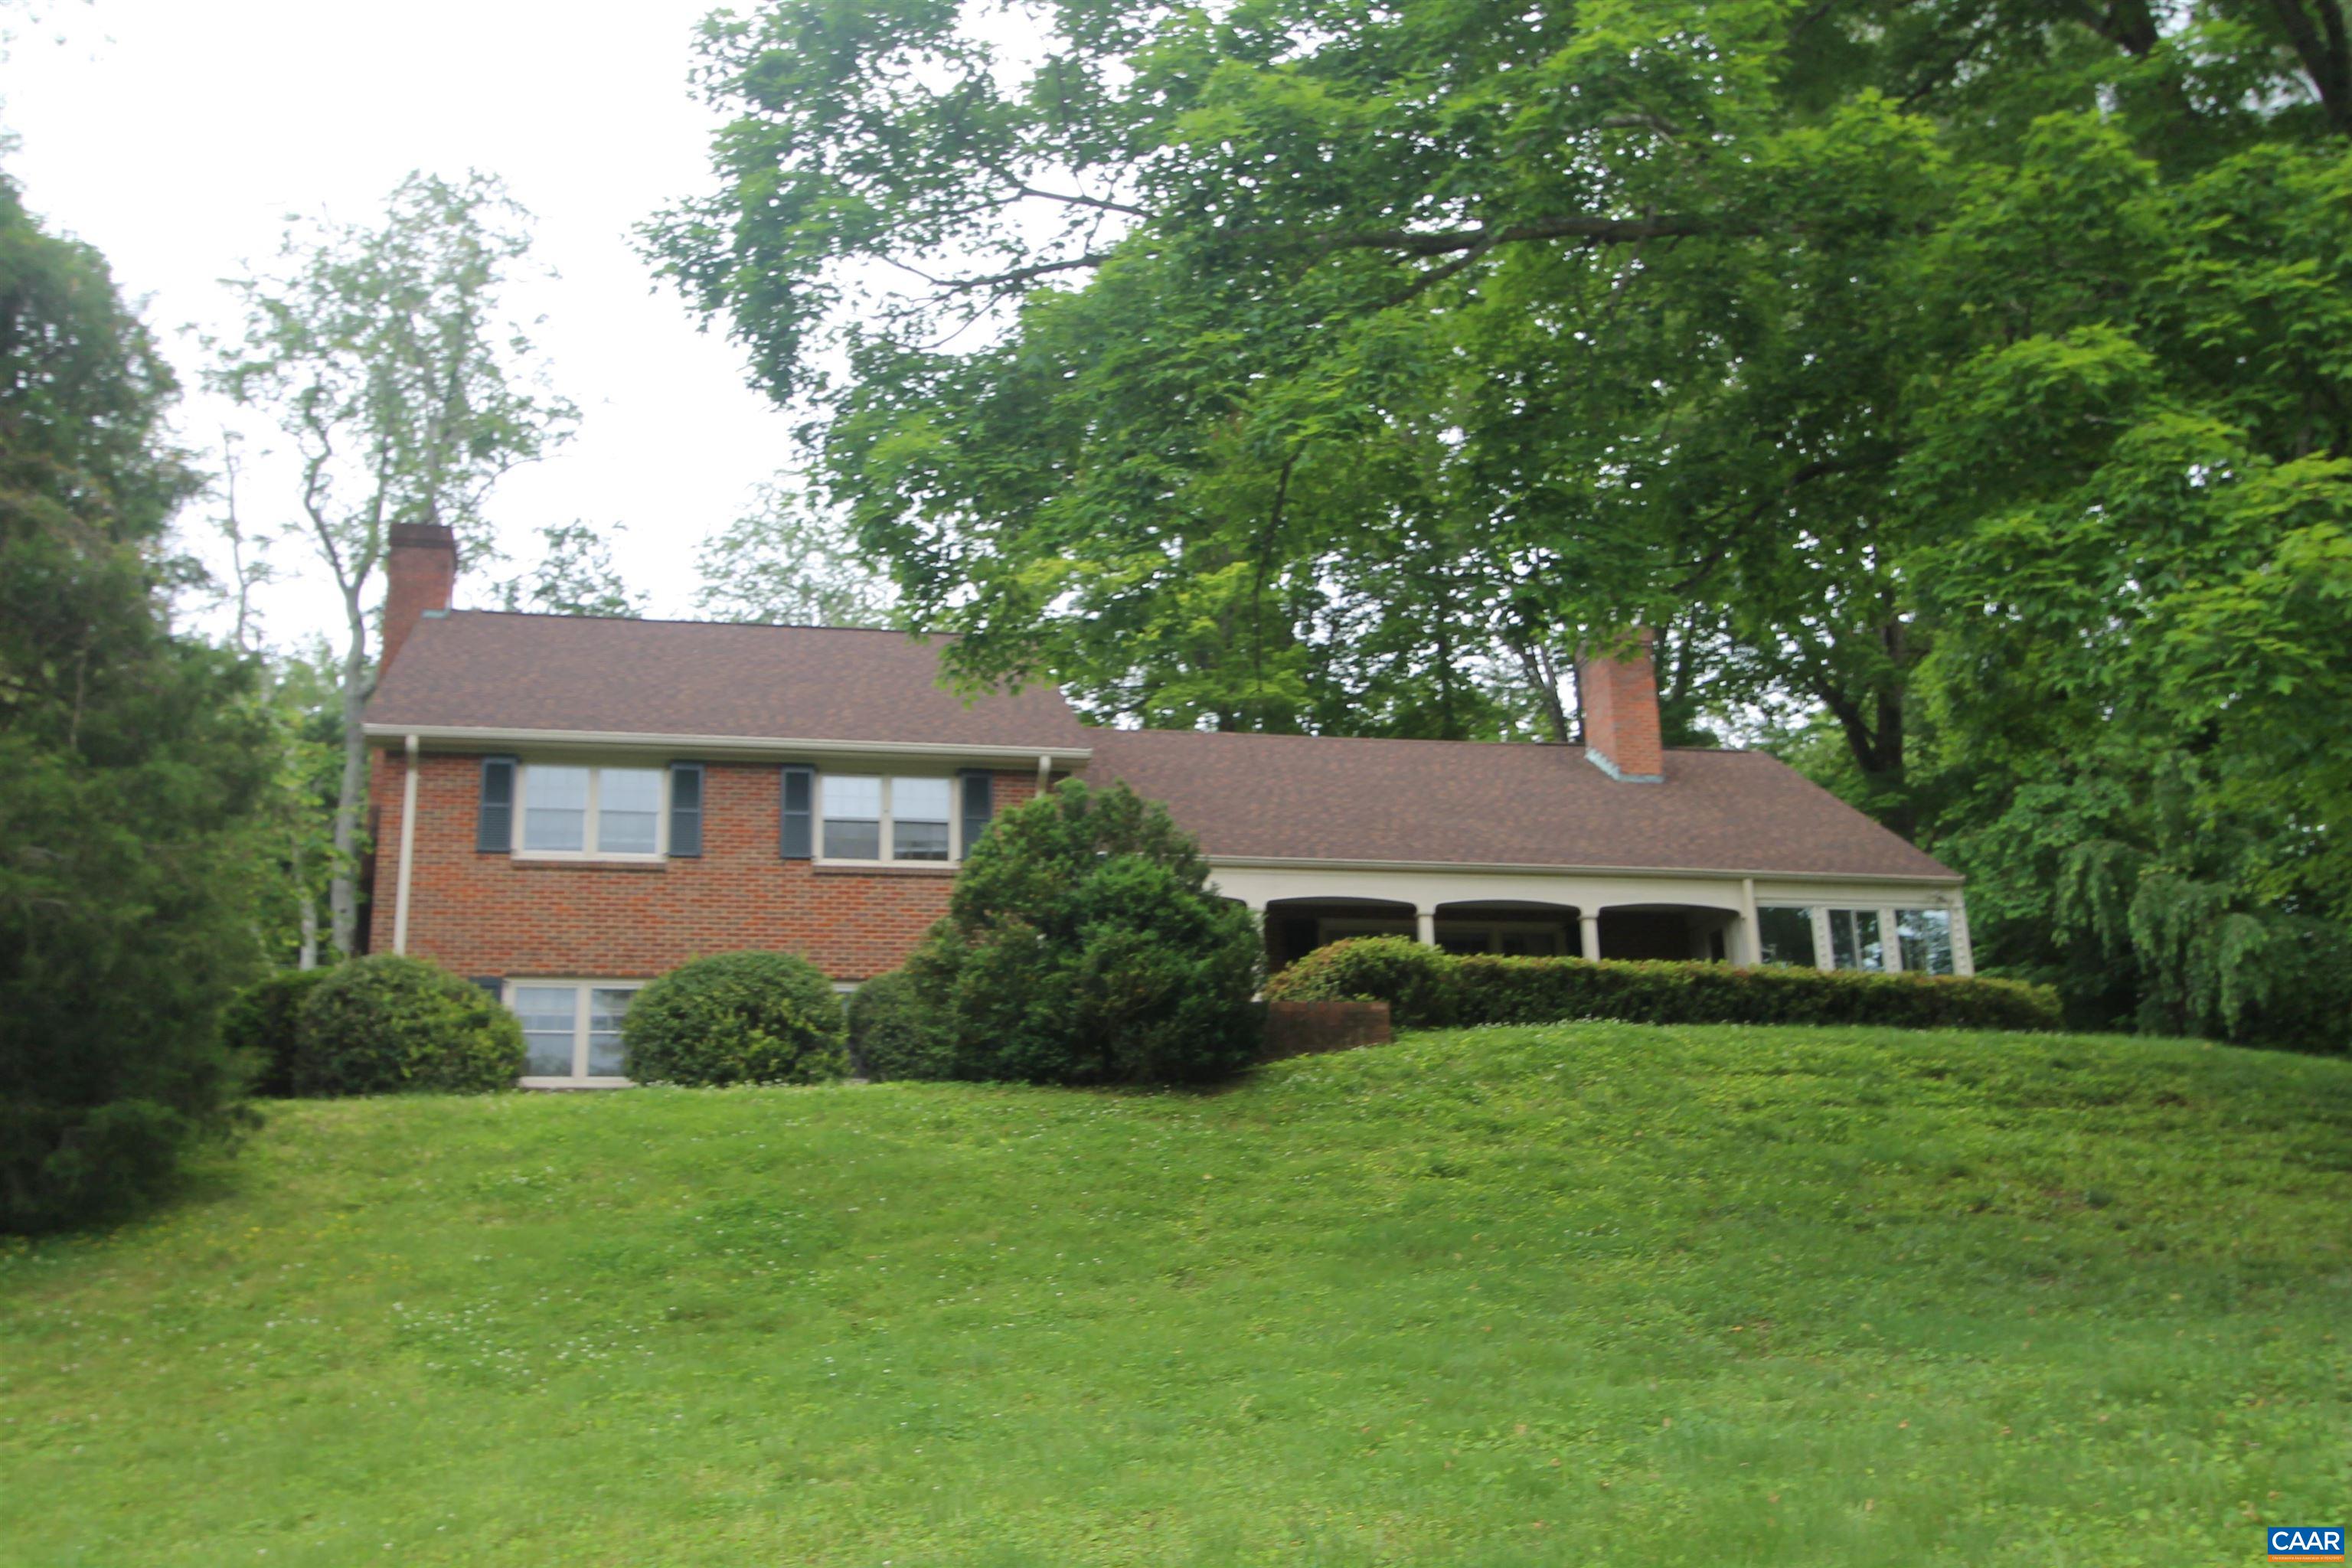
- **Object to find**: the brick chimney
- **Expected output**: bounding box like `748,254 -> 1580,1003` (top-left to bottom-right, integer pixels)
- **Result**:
1576,629 -> 1665,782
381,522 -> 456,673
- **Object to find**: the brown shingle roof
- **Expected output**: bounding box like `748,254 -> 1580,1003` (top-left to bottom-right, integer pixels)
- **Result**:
365,612 -> 1092,751
1089,728 -> 1957,881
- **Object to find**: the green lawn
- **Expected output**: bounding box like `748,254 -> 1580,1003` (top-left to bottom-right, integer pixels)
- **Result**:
4,1024 -> 2349,1567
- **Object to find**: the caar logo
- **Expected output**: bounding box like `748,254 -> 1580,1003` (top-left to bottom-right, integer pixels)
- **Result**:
2269,1527 -> 2345,1562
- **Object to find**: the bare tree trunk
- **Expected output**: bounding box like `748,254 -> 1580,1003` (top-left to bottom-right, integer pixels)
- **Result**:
328,580 -> 374,957
292,834 -> 320,970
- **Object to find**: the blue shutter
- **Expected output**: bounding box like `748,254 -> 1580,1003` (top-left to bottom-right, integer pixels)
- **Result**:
779,766 -> 814,859
958,769 -> 993,856
476,756 -> 517,852
669,762 -> 704,858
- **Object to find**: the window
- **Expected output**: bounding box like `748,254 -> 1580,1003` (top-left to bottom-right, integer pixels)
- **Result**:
510,982 -> 642,1083
1757,905 -> 1817,967
518,764 -> 665,858
1829,907 -> 1886,972
820,774 -> 961,863
1897,908 -> 1956,975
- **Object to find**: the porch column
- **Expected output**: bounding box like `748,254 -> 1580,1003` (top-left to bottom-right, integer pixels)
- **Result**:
1579,912 -> 1602,960
1416,909 -> 1436,946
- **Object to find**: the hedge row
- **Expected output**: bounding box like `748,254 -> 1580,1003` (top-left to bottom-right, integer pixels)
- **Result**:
1263,936 -> 2061,1033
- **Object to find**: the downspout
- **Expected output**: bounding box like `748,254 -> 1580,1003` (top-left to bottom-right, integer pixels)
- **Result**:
1036,753 -> 1051,795
393,733 -> 420,956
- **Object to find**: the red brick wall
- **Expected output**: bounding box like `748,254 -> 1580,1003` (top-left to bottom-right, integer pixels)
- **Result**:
1576,628 -> 1664,780
367,754 -> 1044,982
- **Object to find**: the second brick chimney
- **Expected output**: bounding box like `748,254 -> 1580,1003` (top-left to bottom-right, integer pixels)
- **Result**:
381,522 -> 457,673
1576,629 -> 1665,782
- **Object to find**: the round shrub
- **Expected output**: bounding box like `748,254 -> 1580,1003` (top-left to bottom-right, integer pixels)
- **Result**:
906,780 -> 1264,1085
622,951 -> 849,1086
848,971 -> 954,1081
292,956 -> 525,1096
218,968 -> 330,1097
1263,936 -> 1462,1028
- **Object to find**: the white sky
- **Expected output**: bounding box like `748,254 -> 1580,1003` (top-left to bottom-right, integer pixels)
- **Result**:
4,0 -> 794,648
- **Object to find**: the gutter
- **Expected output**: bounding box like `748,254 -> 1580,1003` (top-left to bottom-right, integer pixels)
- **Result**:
361,722 -> 1093,771
1205,853 -> 1965,887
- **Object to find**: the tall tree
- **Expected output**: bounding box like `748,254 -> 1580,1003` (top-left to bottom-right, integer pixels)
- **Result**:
653,0 -> 2352,1042
496,521 -> 648,618
216,172 -> 574,957
0,170 -> 277,1229
694,479 -> 898,628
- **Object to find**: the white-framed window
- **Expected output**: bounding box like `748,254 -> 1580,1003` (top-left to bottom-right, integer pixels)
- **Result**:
1756,905 -> 1818,967
1896,908 -> 1957,975
517,764 -> 666,859
1828,907 -> 1887,972
819,773 -> 958,864
508,980 -> 645,1086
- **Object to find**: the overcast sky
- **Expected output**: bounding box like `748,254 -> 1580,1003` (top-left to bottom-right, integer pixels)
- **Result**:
5,0 -> 794,648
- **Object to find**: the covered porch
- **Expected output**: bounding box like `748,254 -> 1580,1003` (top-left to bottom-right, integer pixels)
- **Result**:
1255,894 -> 1740,972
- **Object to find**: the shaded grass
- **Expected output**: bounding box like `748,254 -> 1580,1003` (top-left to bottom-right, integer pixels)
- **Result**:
3,1021 -> 2348,1566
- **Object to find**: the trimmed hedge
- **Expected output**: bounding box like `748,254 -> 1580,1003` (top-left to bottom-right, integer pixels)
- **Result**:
218,969 -> 329,1097
848,971 -> 956,1082
1265,936 -> 2061,1033
622,951 -> 849,1086
293,956 -> 525,1096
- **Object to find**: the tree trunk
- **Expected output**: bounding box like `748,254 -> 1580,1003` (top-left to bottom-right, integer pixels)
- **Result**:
328,585 -> 374,957
293,833 -> 319,971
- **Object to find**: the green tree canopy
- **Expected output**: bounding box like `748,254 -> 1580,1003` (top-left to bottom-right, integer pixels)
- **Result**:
656,0 -> 2352,1041
0,171 -> 278,1228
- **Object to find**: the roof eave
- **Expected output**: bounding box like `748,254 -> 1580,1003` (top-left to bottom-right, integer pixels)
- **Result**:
1204,852 -> 1965,886
361,722 -> 1093,769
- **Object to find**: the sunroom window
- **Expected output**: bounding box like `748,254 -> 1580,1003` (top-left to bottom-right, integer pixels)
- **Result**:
1896,908 -> 1956,975
1828,907 -> 1886,972
1756,905 -> 1818,967
821,774 -> 958,863
518,764 -> 665,857
510,982 -> 641,1084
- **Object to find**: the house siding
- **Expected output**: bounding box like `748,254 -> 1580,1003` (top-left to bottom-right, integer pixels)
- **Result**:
366,752 -> 1040,982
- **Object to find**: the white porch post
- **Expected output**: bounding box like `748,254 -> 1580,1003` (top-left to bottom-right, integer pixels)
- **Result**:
1415,909 -> 1436,946
1740,877 -> 1761,964
1579,912 -> 1602,960
1952,897 -> 1976,976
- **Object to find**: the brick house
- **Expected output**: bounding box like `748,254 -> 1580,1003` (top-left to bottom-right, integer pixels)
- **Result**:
365,524 -> 1968,1085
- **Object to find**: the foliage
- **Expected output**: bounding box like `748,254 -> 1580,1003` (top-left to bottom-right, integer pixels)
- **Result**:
5,1024 -> 2350,1563
845,970 -> 953,1081
292,956 -> 524,1096
495,521 -> 647,618
1267,939 -> 2061,1034
1262,936 -> 1462,1029
622,951 -> 850,1086
654,0 -> 2352,1021
218,969 -> 331,1098
214,170 -> 576,956
692,479 -> 897,627
0,171 -> 276,1232
906,780 -> 1263,1083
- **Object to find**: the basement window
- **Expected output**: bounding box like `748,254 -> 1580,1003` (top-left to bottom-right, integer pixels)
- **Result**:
509,980 -> 643,1086
819,774 -> 957,864
518,764 -> 665,858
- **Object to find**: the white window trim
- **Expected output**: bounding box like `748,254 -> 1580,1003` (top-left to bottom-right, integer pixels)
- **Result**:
512,763 -> 668,864
814,773 -> 962,867
508,978 -> 647,1088
1817,905 -> 1898,974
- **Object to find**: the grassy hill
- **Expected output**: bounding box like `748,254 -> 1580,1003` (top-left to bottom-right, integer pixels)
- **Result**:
4,1022 -> 2348,1567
